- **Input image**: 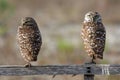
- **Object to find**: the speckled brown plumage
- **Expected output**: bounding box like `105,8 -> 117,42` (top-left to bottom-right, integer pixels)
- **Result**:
81,12 -> 106,62
17,17 -> 42,67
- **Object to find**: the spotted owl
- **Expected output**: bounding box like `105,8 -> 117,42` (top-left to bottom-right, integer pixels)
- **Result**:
17,17 -> 42,67
81,11 -> 106,62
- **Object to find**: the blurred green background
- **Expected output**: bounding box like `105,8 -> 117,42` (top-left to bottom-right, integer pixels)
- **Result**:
0,0 -> 120,80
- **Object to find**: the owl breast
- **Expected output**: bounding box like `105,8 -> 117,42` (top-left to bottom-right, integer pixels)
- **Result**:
17,25 -> 42,62
81,22 -> 106,59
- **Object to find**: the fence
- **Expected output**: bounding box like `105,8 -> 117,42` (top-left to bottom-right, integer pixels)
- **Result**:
0,64 -> 120,80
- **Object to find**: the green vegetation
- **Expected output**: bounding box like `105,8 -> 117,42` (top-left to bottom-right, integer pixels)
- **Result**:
0,0 -> 14,13
0,0 -> 14,17
0,26 -> 7,35
0,0 -> 14,36
57,38 -> 74,53
0,0 -> 9,12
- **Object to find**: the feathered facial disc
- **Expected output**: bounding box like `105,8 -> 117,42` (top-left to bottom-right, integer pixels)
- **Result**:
84,11 -> 102,23
21,17 -> 36,26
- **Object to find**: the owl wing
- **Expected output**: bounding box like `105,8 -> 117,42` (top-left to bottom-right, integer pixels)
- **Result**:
92,23 -> 106,59
31,27 -> 42,56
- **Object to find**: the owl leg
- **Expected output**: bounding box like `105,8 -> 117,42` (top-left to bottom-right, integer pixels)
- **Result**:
91,55 -> 96,64
25,62 -> 32,67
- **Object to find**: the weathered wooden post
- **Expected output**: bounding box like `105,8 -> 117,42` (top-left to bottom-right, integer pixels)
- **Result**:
84,74 -> 94,80
84,63 -> 95,80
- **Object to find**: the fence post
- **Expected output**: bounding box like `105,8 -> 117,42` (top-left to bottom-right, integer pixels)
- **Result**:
84,74 -> 94,80
84,63 -> 95,80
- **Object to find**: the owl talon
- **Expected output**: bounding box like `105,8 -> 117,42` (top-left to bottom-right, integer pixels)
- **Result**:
25,63 -> 32,67
91,60 -> 96,64
91,55 -> 96,64
85,59 -> 96,64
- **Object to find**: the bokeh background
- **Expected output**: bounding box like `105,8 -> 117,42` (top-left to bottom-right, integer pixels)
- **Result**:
0,0 -> 120,80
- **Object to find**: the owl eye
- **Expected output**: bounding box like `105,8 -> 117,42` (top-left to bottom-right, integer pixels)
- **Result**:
88,15 -> 91,16
95,12 -> 98,14
94,15 -> 99,19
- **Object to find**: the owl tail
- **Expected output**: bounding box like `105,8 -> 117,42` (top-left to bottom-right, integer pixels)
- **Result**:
32,57 -> 37,61
30,55 -> 37,61
97,54 -> 103,59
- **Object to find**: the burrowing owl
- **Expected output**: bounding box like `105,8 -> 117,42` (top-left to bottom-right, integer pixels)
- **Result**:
81,11 -> 106,63
17,17 -> 42,67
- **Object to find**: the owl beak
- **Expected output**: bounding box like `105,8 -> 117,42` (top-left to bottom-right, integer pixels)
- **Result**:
90,16 -> 94,22
93,16 -> 97,22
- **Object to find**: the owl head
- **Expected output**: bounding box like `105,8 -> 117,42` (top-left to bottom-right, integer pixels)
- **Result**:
84,11 -> 102,23
21,17 -> 37,26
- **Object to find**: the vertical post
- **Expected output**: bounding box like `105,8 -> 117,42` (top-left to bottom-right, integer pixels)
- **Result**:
84,74 -> 94,80
84,63 -> 95,80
